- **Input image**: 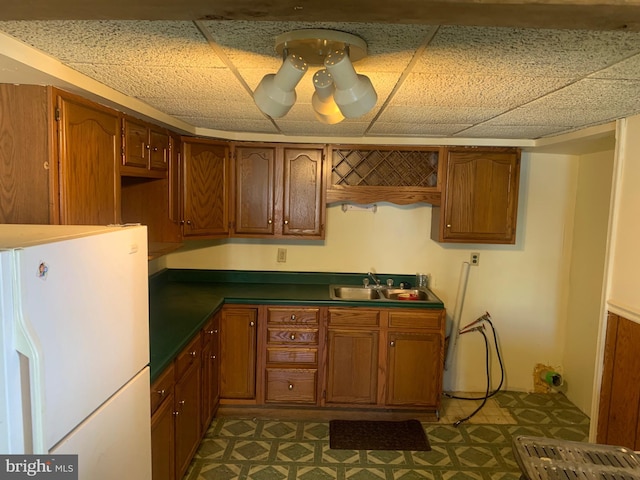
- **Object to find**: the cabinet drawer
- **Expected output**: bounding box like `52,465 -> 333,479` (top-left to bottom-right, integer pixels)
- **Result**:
388,310 -> 444,330
175,334 -> 201,379
267,307 -> 319,325
328,308 -> 380,327
266,347 -> 318,365
267,328 -> 319,345
150,363 -> 175,414
265,368 -> 317,403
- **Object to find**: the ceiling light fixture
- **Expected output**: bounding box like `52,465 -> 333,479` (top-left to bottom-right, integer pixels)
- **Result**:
253,29 -> 377,124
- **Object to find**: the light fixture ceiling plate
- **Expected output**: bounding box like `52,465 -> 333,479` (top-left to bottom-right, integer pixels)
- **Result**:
275,29 -> 367,66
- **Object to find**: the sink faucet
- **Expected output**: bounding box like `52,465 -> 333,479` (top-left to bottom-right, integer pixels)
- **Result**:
367,271 -> 381,288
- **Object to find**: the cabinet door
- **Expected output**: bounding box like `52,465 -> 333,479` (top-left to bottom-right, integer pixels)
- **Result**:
282,147 -> 324,237
220,307 -> 257,399
326,329 -> 378,404
233,146 -> 276,235
436,148 -> 519,244
57,94 -> 120,225
149,128 -> 169,171
182,139 -> 230,237
174,359 -> 201,480
122,117 -> 149,168
151,392 -> 175,480
0,85 -> 52,224
386,332 -> 442,407
201,313 -> 220,430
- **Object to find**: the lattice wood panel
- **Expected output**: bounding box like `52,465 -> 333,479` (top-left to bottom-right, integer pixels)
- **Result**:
331,149 -> 439,187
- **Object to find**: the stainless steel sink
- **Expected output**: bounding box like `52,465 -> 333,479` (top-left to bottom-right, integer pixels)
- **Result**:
332,286 -> 382,300
381,288 -> 428,301
329,285 -> 441,304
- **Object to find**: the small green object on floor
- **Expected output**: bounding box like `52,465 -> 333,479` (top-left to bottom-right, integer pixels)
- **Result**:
329,419 -> 431,451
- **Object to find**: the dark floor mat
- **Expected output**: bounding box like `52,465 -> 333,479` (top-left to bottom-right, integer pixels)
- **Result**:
329,419 -> 431,451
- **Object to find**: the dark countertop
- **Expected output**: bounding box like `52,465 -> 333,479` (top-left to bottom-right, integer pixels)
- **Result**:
149,269 -> 445,382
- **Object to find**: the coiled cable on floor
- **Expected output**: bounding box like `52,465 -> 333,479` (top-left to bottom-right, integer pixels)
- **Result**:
453,326 -> 490,427
445,312 -> 506,426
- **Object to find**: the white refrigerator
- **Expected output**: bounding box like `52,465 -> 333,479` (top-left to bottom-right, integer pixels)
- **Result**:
0,224 -> 152,479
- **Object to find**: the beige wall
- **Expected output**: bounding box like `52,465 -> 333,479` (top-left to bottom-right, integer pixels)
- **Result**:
163,151 -> 585,394
562,149 -> 614,414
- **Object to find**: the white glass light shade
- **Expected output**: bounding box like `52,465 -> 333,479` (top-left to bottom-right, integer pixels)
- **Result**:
311,69 -> 345,125
253,54 -> 308,118
324,49 -> 377,118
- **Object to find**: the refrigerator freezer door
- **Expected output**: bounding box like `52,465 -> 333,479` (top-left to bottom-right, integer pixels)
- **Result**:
12,226 -> 149,452
51,367 -> 152,480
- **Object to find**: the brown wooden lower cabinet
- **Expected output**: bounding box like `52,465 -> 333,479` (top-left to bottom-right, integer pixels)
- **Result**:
597,312 -> 640,450
220,306 -> 258,399
326,329 -> 379,404
150,315 -> 219,480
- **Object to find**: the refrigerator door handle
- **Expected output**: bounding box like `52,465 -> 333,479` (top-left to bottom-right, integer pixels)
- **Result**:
11,250 -> 47,454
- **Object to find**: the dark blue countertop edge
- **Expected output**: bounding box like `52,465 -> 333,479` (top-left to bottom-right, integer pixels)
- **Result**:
148,269 -> 444,382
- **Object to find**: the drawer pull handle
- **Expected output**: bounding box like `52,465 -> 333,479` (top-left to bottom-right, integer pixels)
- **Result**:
290,314 -> 296,320
288,383 -> 294,390
189,351 -> 197,357
290,333 -> 296,340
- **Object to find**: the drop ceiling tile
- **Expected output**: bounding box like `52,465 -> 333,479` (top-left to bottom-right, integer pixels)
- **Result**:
590,53 -> 640,79
274,119 -> 370,137
416,25 -> 640,77
0,20 -> 226,67
456,124 -> 572,139
68,64 -> 249,101
140,97 -> 267,121
178,116 -> 279,133
464,79 -> 640,132
375,105 -> 506,124
367,122 -> 472,137
389,73 -> 572,108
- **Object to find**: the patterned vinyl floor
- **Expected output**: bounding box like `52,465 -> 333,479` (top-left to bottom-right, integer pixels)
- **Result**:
183,392 -> 590,480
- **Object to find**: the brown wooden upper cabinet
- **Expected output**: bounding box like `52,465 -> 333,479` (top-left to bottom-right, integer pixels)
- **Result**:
0,85 -> 120,226
181,137 -> 230,238
121,115 -> 169,176
231,143 -> 326,239
431,147 -> 520,244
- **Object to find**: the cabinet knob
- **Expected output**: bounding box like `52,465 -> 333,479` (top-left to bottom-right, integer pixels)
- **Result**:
290,333 -> 296,340
186,220 -> 192,225
250,321 -> 255,327
390,341 -> 395,347
268,219 -> 272,224
290,314 -> 296,320
288,383 -> 294,390
173,411 -> 179,416
211,355 -> 216,360
284,220 -> 289,225
146,144 -> 151,150
446,224 -> 451,228
156,389 -> 166,397
207,329 -> 215,335
189,350 -> 197,357
153,147 -> 158,152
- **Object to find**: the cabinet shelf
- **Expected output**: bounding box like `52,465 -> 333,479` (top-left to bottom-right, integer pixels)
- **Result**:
327,146 -> 443,205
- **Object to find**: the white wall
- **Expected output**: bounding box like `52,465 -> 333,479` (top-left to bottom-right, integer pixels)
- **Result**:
164,151 -> 581,394
562,149 -> 614,414
607,115 -> 640,319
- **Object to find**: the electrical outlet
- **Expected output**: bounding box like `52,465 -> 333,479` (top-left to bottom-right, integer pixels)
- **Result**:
277,248 -> 287,263
470,252 -> 480,265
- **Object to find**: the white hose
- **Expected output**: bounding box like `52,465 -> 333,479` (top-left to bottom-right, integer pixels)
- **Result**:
444,261 -> 471,371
